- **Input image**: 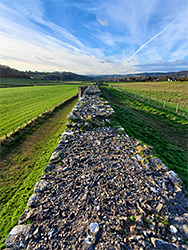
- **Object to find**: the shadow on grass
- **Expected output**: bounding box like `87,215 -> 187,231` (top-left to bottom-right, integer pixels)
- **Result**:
100,86 -> 188,190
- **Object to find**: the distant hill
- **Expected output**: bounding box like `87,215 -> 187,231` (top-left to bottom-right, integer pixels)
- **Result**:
0,65 -> 29,78
0,65 -> 92,81
0,65 -> 188,82
94,71 -> 188,82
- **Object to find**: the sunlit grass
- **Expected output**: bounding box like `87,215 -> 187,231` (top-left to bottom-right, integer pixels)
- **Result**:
111,81 -> 188,115
0,98 -> 78,249
0,85 -> 79,137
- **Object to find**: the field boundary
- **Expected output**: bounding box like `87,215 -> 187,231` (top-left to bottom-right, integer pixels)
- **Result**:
110,84 -> 188,119
0,94 -> 78,146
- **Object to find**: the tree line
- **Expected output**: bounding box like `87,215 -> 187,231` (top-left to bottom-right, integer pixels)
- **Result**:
1,64 -> 188,82
0,65 -> 91,81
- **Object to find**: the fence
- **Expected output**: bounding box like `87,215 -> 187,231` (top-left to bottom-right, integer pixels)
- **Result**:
112,86 -> 188,119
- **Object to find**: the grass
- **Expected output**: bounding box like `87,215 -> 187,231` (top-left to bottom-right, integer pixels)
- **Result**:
0,97 -> 78,249
0,84 -> 80,137
0,78 -> 51,87
111,81 -> 188,115
100,86 -> 188,190
0,78 -> 90,87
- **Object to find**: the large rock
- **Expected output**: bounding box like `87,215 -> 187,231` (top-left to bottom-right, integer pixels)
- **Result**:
27,193 -> 40,207
173,213 -> 188,238
166,171 -> 182,184
151,238 -> 178,249
34,180 -> 49,192
5,225 -> 32,249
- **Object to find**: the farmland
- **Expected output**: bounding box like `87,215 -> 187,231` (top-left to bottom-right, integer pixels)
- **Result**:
111,81 -> 188,104
0,97 -> 78,249
0,78 -> 53,87
0,79 -> 188,248
0,84 -> 81,137
111,81 -> 188,115
0,78 -> 90,88
100,86 -> 188,189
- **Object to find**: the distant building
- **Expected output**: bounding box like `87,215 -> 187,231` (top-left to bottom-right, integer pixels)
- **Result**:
168,78 -> 176,81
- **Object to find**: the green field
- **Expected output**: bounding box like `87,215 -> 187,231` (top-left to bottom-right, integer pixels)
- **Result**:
100,86 -> 188,189
0,85 -> 80,137
0,97 -> 78,249
0,78 -> 89,87
0,78 -> 51,87
111,81 -> 188,115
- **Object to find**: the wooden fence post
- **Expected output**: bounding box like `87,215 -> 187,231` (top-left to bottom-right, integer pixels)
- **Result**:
176,103 -> 179,114
163,101 -> 166,109
155,98 -> 157,106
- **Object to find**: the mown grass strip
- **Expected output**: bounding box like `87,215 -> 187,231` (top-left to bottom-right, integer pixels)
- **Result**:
0,97 -> 78,249
100,86 -> 188,190
0,85 -> 80,137
0,95 -> 77,157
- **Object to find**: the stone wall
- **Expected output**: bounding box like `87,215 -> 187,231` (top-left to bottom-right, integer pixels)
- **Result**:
5,84 -> 188,250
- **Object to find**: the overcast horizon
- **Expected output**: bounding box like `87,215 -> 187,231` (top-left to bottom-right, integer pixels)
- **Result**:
0,0 -> 188,75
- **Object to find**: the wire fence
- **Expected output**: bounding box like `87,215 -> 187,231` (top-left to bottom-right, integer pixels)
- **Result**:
112,86 -> 188,119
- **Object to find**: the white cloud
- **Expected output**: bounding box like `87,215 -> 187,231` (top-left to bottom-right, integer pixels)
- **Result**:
0,0 -> 187,74
97,19 -> 108,27
0,27 -> 134,74
91,0 -> 188,66
0,0 -> 136,74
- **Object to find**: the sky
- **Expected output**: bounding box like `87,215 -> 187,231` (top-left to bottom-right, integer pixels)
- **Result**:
0,0 -> 188,75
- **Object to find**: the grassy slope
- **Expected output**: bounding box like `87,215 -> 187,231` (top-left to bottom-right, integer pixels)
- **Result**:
0,97 -> 78,249
100,86 -> 188,189
0,85 -> 79,137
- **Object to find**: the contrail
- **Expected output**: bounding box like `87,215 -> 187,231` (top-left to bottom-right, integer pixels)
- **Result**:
132,17 -> 178,57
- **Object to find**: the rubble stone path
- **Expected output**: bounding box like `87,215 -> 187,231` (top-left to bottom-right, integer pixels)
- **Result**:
5,85 -> 188,250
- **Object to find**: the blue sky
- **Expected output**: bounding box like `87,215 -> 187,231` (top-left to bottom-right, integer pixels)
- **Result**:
0,0 -> 188,75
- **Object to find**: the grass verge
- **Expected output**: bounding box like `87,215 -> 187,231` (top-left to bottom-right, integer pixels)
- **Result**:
100,86 -> 188,190
0,96 -> 78,249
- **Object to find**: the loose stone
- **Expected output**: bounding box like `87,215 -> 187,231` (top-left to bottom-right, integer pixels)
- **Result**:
169,225 -> 178,234
5,84 -> 188,250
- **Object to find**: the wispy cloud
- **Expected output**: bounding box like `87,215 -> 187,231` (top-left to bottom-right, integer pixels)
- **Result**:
131,16 -> 179,57
135,60 -> 188,72
97,19 -> 108,27
0,0 -> 187,74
